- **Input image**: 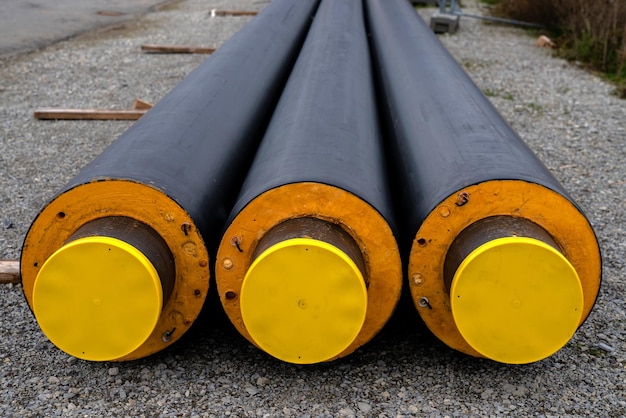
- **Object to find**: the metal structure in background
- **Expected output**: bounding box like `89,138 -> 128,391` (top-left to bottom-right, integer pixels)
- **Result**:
20,0 -> 320,362
216,0 -> 402,364
366,0 -> 601,364
431,0 -> 544,34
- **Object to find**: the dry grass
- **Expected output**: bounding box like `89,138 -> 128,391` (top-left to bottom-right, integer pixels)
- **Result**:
490,0 -> 626,94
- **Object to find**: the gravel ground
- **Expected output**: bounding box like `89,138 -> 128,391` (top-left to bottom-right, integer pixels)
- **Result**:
1,0 -> 625,416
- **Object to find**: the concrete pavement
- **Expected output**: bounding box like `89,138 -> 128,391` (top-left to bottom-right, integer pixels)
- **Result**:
0,0 -> 175,56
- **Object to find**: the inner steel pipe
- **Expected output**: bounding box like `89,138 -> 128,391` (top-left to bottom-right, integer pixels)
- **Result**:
216,0 -> 402,365
365,0 -> 601,364
20,0 -> 320,362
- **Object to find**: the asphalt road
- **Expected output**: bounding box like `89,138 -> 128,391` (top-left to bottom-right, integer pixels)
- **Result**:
0,0 -> 175,55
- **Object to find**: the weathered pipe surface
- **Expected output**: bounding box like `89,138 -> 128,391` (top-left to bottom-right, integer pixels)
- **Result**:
21,0 -> 320,361
216,0 -> 402,364
365,0 -> 601,363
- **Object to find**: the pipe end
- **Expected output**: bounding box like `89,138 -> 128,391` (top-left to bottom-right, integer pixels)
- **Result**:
240,238 -> 367,364
450,237 -> 583,364
33,236 -> 163,361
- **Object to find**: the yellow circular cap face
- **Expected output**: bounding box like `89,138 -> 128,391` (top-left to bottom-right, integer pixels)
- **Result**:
450,237 -> 583,364
32,236 -> 163,361
241,238 -> 367,364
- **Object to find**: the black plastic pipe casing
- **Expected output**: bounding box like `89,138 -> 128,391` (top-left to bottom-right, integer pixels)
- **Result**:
59,0 -> 320,251
216,0 -> 403,363
365,0 -> 572,246
228,0 -> 393,225
364,0 -> 601,363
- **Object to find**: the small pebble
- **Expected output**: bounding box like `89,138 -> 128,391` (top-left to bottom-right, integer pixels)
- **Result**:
597,342 -> 616,352
357,402 -> 371,413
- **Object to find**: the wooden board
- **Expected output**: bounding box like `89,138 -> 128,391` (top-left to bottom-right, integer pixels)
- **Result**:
141,44 -> 216,54
0,260 -> 20,284
34,108 -> 147,120
210,9 -> 258,17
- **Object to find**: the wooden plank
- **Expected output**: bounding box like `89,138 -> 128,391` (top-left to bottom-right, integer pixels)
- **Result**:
34,108 -> 147,121
0,260 -> 20,284
96,10 -> 125,17
210,9 -> 258,17
132,99 -> 154,110
141,44 -> 216,54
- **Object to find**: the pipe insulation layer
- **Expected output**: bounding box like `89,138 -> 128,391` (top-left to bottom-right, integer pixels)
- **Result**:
216,0 -> 402,365
20,0 -> 321,362
365,0 -> 601,364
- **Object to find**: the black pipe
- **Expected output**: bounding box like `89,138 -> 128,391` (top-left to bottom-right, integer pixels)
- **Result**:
215,0 -> 402,364
365,0 -> 601,364
21,0 -> 320,361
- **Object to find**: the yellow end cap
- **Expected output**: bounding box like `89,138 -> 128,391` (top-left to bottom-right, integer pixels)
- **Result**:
32,236 -> 163,361
240,238 -> 367,364
450,237 -> 583,364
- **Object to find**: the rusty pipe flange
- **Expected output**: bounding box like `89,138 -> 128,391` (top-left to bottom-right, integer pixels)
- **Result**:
216,182 -> 402,363
21,180 -> 209,361
408,180 -> 601,360
237,217 -> 368,364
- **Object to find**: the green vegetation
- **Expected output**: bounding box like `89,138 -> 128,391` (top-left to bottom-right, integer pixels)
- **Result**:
480,88 -> 516,101
482,88 -> 498,97
481,0 -> 626,98
526,102 -> 544,114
